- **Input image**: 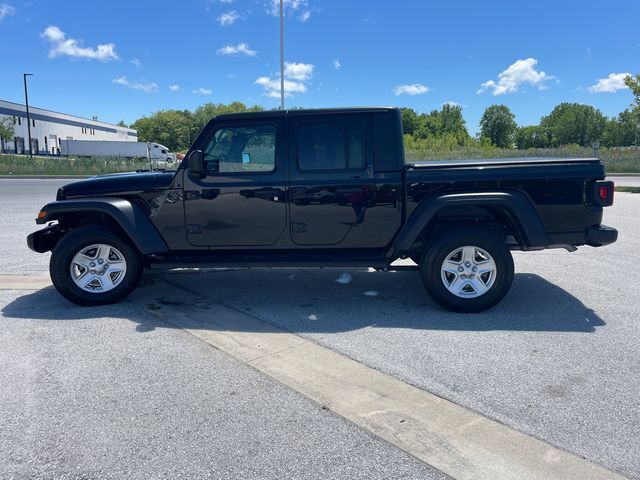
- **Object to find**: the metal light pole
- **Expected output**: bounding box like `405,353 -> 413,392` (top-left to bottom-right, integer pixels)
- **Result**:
279,0 -> 285,110
23,73 -> 34,159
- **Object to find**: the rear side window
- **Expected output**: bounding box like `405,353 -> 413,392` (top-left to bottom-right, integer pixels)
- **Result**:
298,121 -> 366,171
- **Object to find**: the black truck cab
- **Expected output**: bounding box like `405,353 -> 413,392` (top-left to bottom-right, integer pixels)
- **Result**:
28,107 -> 617,312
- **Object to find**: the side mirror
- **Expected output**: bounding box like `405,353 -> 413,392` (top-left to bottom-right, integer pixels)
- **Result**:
188,150 -> 204,176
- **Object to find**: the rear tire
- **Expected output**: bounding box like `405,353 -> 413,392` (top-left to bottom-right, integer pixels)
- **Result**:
420,227 -> 514,313
50,225 -> 143,306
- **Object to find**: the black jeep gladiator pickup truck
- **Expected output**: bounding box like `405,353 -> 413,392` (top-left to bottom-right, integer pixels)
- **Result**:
27,107 -> 617,312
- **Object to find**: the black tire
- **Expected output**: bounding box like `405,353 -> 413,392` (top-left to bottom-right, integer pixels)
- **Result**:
50,225 -> 143,306
420,227 -> 514,313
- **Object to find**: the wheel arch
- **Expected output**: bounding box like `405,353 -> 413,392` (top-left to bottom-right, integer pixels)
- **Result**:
389,191 -> 550,259
34,198 -> 169,255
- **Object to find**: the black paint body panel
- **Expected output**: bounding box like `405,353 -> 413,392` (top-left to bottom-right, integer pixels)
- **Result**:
28,108 -> 616,261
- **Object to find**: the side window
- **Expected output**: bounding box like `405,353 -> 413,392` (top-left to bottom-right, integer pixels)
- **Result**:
204,125 -> 276,174
298,121 -> 366,171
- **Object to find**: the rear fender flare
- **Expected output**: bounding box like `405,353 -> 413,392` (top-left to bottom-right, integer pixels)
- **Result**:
389,191 -> 550,258
35,197 -> 168,255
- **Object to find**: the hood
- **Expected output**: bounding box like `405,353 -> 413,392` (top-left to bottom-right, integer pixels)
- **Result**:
59,171 -> 176,199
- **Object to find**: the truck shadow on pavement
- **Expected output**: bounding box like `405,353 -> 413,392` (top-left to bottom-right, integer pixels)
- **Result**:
2,271 -> 605,333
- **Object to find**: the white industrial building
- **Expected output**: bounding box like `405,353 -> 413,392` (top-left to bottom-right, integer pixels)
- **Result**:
0,99 -> 137,155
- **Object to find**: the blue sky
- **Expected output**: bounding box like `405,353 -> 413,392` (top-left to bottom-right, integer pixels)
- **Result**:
0,0 -> 638,134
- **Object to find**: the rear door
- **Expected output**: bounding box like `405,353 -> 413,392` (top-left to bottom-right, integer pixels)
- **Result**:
288,114 -> 374,245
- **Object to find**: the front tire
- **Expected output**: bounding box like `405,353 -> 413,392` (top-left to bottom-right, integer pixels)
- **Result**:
50,225 -> 143,306
421,228 -> 514,313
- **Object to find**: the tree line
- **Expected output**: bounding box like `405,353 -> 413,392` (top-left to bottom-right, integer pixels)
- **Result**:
4,75 -> 637,154
401,74 -> 640,150
127,73 -> 638,153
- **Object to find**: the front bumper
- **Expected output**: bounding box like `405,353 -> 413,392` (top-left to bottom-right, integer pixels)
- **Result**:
27,224 -> 62,253
585,224 -> 618,247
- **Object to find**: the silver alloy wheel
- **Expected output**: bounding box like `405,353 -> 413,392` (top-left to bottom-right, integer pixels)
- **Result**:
70,243 -> 127,293
440,245 -> 497,298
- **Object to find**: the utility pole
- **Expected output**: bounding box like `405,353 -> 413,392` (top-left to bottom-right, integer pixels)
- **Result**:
23,73 -> 34,159
279,0 -> 285,110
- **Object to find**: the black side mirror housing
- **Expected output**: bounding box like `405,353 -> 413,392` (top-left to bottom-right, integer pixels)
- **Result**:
188,150 -> 205,177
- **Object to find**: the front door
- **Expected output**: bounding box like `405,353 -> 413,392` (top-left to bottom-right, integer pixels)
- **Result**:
183,120 -> 287,247
288,115 -> 374,245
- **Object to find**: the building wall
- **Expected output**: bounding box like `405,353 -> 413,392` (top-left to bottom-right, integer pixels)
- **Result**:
0,99 -> 138,155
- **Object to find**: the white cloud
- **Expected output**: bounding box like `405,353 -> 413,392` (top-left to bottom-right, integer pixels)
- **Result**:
112,76 -> 158,93
393,83 -> 429,96
477,58 -> 554,95
0,3 -> 15,22
168,84 -> 180,92
284,62 -> 314,80
41,25 -> 118,61
217,42 -> 257,57
333,59 -> 341,70
588,72 -> 631,93
218,10 -> 240,26
255,61 -> 314,98
130,58 -> 141,67
255,77 -> 306,98
267,0 -> 309,20
442,101 -> 465,108
192,87 -> 213,95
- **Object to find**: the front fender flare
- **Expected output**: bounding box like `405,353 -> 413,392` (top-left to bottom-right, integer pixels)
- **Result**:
34,197 -> 169,255
389,191 -> 550,258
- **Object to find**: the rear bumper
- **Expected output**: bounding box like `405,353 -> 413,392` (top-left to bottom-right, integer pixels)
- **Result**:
546,224 -> 618,250
585,224 -> 618,247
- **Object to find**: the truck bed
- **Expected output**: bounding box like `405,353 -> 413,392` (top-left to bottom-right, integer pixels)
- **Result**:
406,157 -> 601,169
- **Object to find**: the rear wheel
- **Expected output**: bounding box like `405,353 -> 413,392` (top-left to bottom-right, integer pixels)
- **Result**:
50,225 -> 143,306
420,228 -> 514,313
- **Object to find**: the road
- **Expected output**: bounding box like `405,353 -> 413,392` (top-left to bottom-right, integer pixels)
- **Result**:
1,178 -> 639,479
609,175 -> 640,187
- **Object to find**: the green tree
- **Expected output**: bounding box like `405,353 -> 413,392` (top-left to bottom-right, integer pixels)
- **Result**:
515,125 -> 550,149
438,104 -> 468,144
117,120 -> 128,128
0,117 -> 15,152
401,108 -> 419,135
479,105 -> 517,148
540,103 -> 607,147
602,109 -> 639,147
412,105 -> 469,145
625,74 -> 640,107
131,109 -> 195,151
192,102 -> 262,135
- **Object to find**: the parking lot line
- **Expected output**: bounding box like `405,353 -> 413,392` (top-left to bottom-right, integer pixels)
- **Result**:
0,274 -> 52,290
141,278 -> 625,480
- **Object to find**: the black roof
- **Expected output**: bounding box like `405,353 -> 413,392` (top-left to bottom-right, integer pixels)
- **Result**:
214,106 -> 398,121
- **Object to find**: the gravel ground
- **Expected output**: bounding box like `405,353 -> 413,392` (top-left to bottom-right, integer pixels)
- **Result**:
164,194 -> 640,479
2,178 -> 638,478
0,288 -> 444,480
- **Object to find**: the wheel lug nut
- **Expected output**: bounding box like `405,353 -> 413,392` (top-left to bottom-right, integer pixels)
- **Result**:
90,270 -> 95,274
465,262 -> 471,267
458,266 -> 464,272
90,262 -> 95,267
472,267 -> 478,272
98,259 -> 103,264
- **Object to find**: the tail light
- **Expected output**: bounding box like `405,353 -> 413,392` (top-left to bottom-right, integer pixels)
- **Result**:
591,181 -> 614,207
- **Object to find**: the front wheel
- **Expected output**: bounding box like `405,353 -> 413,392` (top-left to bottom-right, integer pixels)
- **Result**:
421,228 -> 514,313
50,225 -> 143,306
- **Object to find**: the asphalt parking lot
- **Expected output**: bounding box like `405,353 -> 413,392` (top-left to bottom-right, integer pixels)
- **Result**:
1,178 -> 639,479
